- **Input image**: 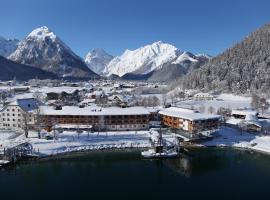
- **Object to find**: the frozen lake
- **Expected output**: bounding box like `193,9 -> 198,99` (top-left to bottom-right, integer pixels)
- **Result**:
0,149 -> 270,199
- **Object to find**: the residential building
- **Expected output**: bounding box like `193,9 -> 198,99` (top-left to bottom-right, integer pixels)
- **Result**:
227,110 -> 262,132
40,106 -> 150,132
0,98 -> 39,132
159,107 -> 220,135
194,93 -> 214,100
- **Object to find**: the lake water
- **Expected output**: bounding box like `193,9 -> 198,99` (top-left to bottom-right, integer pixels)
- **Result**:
1,149 -> 270,199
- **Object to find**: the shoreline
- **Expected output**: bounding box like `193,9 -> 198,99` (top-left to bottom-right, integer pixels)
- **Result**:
1,143 -> 270,169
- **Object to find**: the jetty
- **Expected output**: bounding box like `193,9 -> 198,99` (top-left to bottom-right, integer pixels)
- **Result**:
0,142 -> 35,166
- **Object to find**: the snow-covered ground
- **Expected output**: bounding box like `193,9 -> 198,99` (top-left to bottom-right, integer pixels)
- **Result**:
176,94 -> 251,112
0,131 -> 18,141
0,131 -> 152,156
2,126 -> 270,158
0,130 -> 176,157
202,127 -> 270,154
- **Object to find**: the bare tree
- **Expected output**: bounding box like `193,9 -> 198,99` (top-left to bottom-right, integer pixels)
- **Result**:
35,107 -> 42,139
251,93 -> 260,110
162,94 -> 167,107
147,96 -> 154,107
238,120 -> 247,135
208,106 -> 215,114
170,94 -> 176,106
21,111 -> 29,138
152,96 -> 160,106
33,91 -> 44,103
142,97 -> 148,107
178,91 -> 185,101
0,92 -> 7,106
217,107 -> 232,119
199,105 -> 206,113
259,98 -> 269,116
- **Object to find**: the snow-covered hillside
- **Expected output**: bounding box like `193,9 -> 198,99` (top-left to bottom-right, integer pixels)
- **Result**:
0,36 -> 19,57
8,26 -> 97,78
85,48 -> 113,74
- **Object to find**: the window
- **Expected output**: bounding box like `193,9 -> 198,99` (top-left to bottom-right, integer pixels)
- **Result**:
2,113 -> 5,116
7,118 -> 10,121
12,114 -> 15,116
2,118 -> 5,121
7,113 -> 10,116
12,109 -> 15,112
13,119 -> 15,121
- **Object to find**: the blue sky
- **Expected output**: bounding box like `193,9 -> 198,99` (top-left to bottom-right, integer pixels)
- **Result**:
0,0 -> 270,57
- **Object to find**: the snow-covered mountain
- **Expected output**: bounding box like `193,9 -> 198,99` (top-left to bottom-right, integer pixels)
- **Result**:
85,48 -> 113,74
8,26 -> 98,79
0,36 -> 19,57
103,41 -> 210,82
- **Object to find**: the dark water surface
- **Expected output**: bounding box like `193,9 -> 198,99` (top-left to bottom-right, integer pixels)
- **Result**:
1,149 -> 270,200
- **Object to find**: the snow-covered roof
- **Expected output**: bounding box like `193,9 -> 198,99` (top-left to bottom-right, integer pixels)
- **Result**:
194,92 -> 214,97
2,98 -> 39,112
32,86 -> 82,94
232,110 -> 258,116
40,106 -> 150,116
159,107 -> 220,121
226,118 -> 261,128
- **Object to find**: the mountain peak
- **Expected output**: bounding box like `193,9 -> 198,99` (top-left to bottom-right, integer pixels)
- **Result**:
28,26 -> 56,40
89,48 -> 109,56
8,26 -> 97,78
0,36 -> 19,57
85,48 -> 114,75
152,40 -> 164,45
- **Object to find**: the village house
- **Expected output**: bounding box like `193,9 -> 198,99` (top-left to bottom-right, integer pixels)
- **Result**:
226,110 -> 262,132
40,106 -> 150,132
193,93 -> 214,100
0,98 -> 39,132
159,107 -> 220,137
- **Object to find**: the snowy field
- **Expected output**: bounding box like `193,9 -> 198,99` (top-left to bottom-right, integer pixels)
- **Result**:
176,94 -> 251,112
202,127 -> 270,155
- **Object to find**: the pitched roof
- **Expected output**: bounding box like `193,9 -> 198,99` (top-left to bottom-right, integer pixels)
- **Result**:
159,107 -> 220,121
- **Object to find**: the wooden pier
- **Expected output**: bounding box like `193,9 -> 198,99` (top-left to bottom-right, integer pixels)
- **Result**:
0,142 -> 34,166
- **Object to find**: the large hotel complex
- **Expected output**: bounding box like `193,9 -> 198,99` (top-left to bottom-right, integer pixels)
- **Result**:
0,98 -> 221,137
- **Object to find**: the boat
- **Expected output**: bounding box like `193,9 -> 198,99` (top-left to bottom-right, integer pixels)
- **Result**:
141,148 -> 178,158
0,160 -> 10,168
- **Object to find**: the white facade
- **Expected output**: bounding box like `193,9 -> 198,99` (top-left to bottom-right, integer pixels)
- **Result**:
0,99 -> 38,132
194,93 -> 214,100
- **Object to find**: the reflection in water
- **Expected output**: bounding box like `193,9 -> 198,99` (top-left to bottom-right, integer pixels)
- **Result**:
1,149 -> 270,200
164,148 -> 250,177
